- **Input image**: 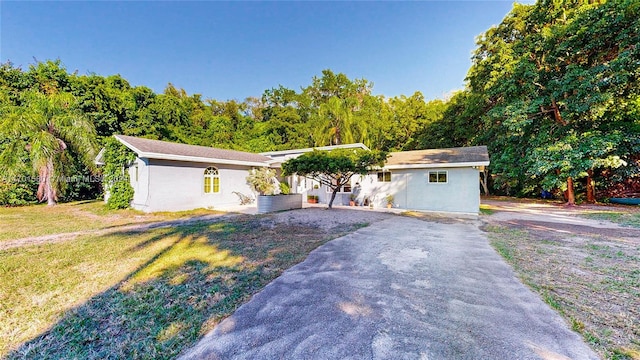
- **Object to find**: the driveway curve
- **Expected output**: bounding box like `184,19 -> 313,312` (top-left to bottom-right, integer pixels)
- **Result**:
181,216 -> 598,359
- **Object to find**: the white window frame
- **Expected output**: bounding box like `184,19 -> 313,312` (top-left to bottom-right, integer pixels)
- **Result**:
428,170 -> 448,184
204,166 -> 220,194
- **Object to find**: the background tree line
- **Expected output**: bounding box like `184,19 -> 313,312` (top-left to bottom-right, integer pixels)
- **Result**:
1,0 -> 638,205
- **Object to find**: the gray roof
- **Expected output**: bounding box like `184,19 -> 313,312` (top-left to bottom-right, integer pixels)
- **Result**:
115,135 -> 272,165
385,146 -> 489,168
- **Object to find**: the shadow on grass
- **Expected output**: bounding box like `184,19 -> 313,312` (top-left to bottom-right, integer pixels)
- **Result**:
7,216 -> 355,359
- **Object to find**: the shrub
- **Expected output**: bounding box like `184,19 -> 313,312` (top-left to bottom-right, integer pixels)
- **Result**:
246,168 -> 278,195
106,180 -> 134,209
102,137 -> 136,209
279,182 -> 290,195
0,180 -> 37,206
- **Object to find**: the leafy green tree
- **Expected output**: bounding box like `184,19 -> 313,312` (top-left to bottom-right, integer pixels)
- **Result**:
71,74 -> 137,137
311,96 -> 356,146
303,69 -> 372,106
453,0 -> 640,199
527,131 -> 628,205
0,91 -> 97,205
282,149 -> 387,209
27,59 -> 73,94
386,92 -> 447,151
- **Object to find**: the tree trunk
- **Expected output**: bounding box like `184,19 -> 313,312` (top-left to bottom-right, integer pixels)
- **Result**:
37,160 -> 58,206
328,188 -> 339,209
586,169 -> 595,203
46,186 -> 57,206
566,177 -> 575,206
480,168 -> 490,195
45,160 -> 57,206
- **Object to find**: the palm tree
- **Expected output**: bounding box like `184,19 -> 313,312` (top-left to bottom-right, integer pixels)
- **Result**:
0,91 -> 97,205
312,96 -> 357,146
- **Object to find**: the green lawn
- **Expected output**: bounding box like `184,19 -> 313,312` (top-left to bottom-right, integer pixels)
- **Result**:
0,214 -> 366,358
0,201 -> 221,242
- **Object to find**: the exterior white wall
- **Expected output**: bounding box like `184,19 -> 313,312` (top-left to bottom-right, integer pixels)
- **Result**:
126,157 -> 481,214
129,158 -> 149,208
130,158 -> 255,212
315,167 -> 481,214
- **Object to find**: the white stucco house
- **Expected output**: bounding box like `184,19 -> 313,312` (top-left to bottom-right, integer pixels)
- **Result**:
353,147 -> 490,214
96,135 -> 273,212
97,135 -> 489,214
271,145 -> 490,214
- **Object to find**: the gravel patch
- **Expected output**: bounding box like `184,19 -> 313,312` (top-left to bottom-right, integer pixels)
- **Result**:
266,207 -> 395,230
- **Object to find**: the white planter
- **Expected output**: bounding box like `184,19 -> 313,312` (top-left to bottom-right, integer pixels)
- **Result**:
257,194 -> 303,214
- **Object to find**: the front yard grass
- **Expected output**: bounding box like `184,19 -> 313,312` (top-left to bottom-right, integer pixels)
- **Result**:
486,225 -> 640,360
0,200 -> 221,242
0,214 -> 366,358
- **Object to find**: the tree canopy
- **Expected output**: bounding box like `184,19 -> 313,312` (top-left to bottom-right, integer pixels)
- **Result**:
282,149 -> 387,209
418,0 -> 640,202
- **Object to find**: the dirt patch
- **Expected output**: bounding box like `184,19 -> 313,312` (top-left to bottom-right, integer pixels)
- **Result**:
483,200 -> 640,359
499,219 -> 640,242
267,207 -> 394,230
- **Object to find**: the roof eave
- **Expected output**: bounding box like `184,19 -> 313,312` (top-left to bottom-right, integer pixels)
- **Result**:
382,161 -> 490,170
139,152 -> 269,167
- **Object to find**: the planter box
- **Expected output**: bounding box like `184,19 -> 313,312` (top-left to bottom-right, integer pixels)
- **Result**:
257,194 -> 303,214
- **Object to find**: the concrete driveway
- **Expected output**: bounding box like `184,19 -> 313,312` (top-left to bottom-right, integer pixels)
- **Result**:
180,216 -> 599,359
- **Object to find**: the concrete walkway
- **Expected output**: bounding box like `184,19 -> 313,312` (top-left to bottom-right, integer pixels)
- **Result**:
181,216 -> 599,360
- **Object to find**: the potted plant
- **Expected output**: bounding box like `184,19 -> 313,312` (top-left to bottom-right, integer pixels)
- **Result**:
349,193 -> 357,206
246,168 -> 302,213
385,194 -> 394,209
307,194 -> 319,204
247,168 -> 278,196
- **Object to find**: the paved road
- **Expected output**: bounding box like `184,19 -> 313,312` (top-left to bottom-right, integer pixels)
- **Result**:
181,216 -> 599,360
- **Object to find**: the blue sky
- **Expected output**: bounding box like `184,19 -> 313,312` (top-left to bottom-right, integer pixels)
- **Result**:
1,1 -> 524,101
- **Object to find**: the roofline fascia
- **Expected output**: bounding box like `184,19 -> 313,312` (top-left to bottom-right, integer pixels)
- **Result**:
377,161 -> 490,170
139,152 -> 270,167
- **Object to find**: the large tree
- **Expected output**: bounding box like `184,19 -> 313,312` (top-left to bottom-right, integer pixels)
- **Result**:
282,149 -> 387,209
447,0 -> 640,200
0,90 -> 97,205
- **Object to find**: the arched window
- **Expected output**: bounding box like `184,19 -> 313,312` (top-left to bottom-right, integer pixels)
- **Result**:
204,167 -> 220,193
